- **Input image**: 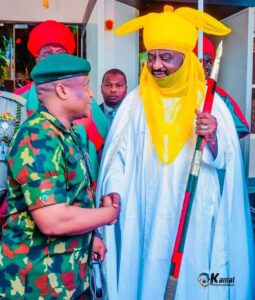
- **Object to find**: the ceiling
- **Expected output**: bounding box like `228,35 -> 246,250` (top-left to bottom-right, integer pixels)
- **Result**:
119,0 -> 255,19
0,0 -> 254,24
142,0 -> 255,5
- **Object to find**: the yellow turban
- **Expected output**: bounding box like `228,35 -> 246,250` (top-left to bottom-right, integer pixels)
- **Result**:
115,6 -> 231,164
116,5 -> 230,52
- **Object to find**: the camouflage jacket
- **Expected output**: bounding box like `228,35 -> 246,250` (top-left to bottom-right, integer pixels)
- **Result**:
0,104 -> 95,299
15,83 -> 108,187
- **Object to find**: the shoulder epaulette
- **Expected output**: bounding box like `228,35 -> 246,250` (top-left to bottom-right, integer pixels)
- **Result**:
0,91 -> 26,106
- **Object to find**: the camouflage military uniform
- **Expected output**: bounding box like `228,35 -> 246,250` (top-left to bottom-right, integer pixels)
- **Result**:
0,103 -> 95,300
15,83 -> 108,187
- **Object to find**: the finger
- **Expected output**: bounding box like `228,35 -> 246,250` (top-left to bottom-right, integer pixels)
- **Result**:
108,219 -> 117,225
110,193 -> 121,207
196,118 -> 209,125
91,251 -> 99,260
101,195 -> 112,206
110,193 -> 120,202
196,129 -> 207,136
197,116 -> 211,124
198,112 -> 210,118
98,247 -> 107,261
198,113 -> 217,123
195,109 -> 201,116
101,195 -> 111,201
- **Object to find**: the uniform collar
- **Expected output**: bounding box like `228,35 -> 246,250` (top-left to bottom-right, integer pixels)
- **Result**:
38,103 -> 74,133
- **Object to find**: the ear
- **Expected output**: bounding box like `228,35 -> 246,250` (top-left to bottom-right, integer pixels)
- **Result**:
55,83 -> 68,100
175,7 -> 231,36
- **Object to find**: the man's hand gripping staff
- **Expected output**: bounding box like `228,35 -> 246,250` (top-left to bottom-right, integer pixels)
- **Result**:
164,41 -> 223,300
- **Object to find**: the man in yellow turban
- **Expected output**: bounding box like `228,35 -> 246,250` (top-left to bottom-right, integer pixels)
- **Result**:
97,6 -> 255,300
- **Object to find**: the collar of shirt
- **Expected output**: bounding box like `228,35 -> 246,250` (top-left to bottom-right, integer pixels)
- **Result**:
37,103 -> 75,133
102,103 -> 120,117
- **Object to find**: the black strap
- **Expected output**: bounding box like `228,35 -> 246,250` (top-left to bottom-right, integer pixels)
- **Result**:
14,103 -> 22,136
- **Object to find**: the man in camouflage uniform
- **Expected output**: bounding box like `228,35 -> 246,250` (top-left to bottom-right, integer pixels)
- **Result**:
0,91 -> 27,230
15,20 -> 108,188
0,54 -> 120,299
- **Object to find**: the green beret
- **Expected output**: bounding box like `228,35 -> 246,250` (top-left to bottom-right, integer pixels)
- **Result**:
31,53 -> 91,85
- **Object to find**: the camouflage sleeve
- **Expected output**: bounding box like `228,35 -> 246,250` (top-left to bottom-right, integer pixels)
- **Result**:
7,122 -> 68,211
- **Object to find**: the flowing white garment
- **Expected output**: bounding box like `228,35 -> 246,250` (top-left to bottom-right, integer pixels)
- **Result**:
97,87 -> 255,300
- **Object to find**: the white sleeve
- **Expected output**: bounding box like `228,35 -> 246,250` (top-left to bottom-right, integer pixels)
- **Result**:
202,93 -> 238,170
96,88 -> 139,204
202,129 -> 226,169
101,133 -> 127,199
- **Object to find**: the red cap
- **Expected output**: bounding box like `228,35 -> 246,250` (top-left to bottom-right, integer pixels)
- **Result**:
27,20 -> 75,57
193,37 -> 215,61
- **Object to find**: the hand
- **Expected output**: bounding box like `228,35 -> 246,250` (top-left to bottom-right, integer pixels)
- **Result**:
108,192 -> 120,209
101,194 -> 113,207
195,109 -> 218,158
92,236 -> 107,261
101,193 -> 120,209
101,193 -> 120,225
195,109 -> 217,144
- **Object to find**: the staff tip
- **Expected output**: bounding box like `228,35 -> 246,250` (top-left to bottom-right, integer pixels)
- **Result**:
216,40 -> 223,59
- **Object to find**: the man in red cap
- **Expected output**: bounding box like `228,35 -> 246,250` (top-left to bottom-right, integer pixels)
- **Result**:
194,36 -> 250,139
15,20 -> 108,187
27,20 -> 75,58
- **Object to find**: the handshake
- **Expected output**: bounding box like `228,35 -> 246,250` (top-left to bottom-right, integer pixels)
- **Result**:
100,192 -> 120,225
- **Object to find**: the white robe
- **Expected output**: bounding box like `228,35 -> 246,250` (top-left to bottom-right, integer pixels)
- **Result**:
97,87 -> 255,300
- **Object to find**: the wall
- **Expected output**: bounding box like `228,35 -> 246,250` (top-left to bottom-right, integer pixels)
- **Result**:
215,8 -> 254,179
0,0 -> 89,23
86,0 -> 139,103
